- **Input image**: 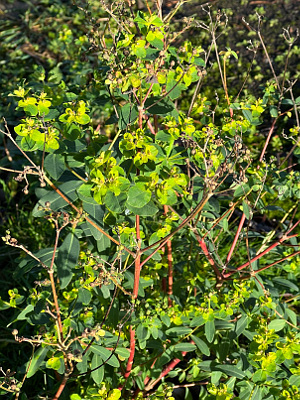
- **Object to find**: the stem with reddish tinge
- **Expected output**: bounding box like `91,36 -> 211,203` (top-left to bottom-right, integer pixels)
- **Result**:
195,234 -> 222,281
251,250 -> 300,275
123,327 -> 136,381
258,118 -> 277,164
52,374 -> 69,400
133,215 -> 141,299
226,213 -> 246,264
223,231 -> 299,279
144,352 -> 187,391
49,224 -> 65,344
163,205 -> 173,306
120,108 -> 144,391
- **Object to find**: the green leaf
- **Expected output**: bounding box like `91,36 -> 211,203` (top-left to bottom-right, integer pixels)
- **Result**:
44,109 -> 60,121
90,345 -> 120,368
242,201 -> 250,219
230,103 -> 241,109
20,136 -> 38,151
191,334 -> 210,356
273,277 -> 299,292
252,369 -> 267,383
251,385 -> 263,400
32,180 -> 82,217
144,96 -> 175,115
17,304 -> 34,321
235,314 -> 249,337
194,57 -> 205,67
57,232 -> 80,289
146,30 -> 164,50
76,114 -> 90,125
161,314 -> 171,327
286,308 -> 297,326
211,371 -> 222,385
115,348 -> 130,359
44,153 -> 66,180
136,324 -> 149,341
165,327 -> 192,336
70,395 -> 82,400
104,191 -> 127,213
190,316 -> 205,327
205,320 -> 215,343
82,202 -> 106,240
234,184 -> 250,198
166,78 -> 184,100
77,183 -> 95,203
91,354 -> 104,384
64,123 -> 81,140
27,346 -> 50,378
127,185 -> 151,208
173,343 -> 196,352
269,105 -> 278,117
214,364 -> 246,379
125,200 -> 158,216
242,109 -> 253,123
118,103 -> 138,130
18,248 -> 56,273
268,319 -> 286,332
46,357 -> 62,371
24,104 -> 38,116
156,130 -> 171,142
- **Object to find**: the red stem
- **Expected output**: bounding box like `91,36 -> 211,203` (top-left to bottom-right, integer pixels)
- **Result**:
144,352 -> 187,391
144,116 -> 156,135
52,375 -> 69,400
252,250 -> 300,275
124,327 -> 136,380
120,108 -> 144,391
223,232 -> 299,279
226,213 -> 246,263
258,118 -> 277,165
133,215 -> 141,299
195,235 -> 222,281
164,205 -> 173,306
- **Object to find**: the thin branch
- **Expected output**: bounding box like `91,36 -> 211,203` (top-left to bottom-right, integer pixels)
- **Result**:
226,213 -> 246,263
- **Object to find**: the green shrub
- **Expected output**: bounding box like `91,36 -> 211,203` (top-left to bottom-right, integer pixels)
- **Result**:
0,1 -> 300,399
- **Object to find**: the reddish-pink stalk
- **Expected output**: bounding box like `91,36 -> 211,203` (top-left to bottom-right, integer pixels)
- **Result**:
141,83 -> 154,106
166,238 -> 173,307
118,327 -> 136,393
164,205 -> 173,306
118,217 -> 141,391
258,118 -> 277,165
226,213 -> 246,263
48,224 -> 65,344
133,215 -> 141,299
144,352 -> 187,391
52,375 -> 69,400
120,109 -> 144,391
144,115 -> 156,135
252,250 -> 300,275
195,235 -> 222,281
223,232 -> 299,279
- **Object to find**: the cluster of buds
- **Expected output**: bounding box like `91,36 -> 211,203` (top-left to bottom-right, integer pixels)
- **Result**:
0,366 -> 19,393
1,231 -> 18,246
